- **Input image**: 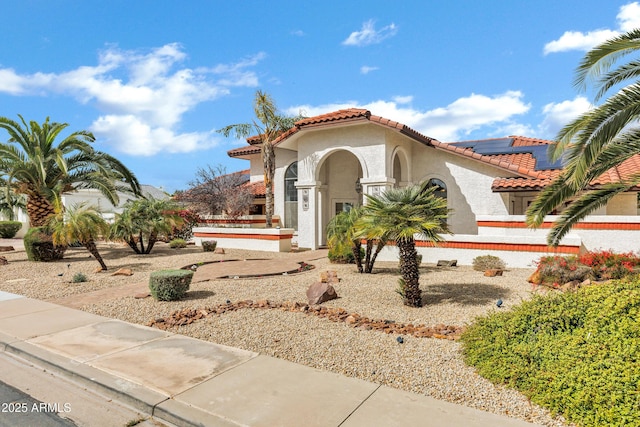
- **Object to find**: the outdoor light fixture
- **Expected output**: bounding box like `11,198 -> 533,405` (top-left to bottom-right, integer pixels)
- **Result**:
355,178 -> 362,194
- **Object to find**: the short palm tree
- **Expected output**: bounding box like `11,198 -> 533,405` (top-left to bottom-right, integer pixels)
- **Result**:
326,207 -> 365,272
46,202 -> 110,271
218,91 -> 303,228
360,182 -> 450,307
0,115 -> 141,227
109,198 -> 184,254
0,179 -> 26,221
527,28 -> 640,244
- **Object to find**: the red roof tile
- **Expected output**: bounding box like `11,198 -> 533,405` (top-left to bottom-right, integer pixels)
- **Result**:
227,108 -> 640,193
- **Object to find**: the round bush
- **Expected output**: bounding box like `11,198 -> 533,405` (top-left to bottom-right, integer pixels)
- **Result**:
472,254 -> 506,271
169,238 -> 187,249
0,221 -> 22,238
149,269 -> 194,301
23,227 -> 66,262
202,240 -> 217,252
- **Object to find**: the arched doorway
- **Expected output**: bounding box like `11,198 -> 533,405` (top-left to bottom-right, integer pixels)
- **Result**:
317,150 -> 363,245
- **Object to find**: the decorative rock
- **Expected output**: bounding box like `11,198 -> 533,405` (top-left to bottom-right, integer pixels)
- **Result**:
484,269 -> 503,277
560,280 -> 581,292
306,281 -> 338,305
134,292 -> 151,299
111,268 -> 133,276
320,270 -> 338,283
527,271 -> 542,284
93,266 -> 104,273
0,246 -> 15,252
0,256 -> 7,265
214,247 -> 225,254
437,259 -> 457,267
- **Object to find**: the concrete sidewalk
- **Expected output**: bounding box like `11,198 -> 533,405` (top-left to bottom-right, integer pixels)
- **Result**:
0,291 -> 542,427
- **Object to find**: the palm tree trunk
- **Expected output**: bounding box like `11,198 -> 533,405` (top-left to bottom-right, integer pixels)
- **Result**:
365,240 -> 386,273
397,238 -> 422,307
263,141 -> 275,228
26,194 -> 55,227
84,240 -> 107,271
145,231 -> 157,254
352,241 -> 363,273
138,231 -> 145,253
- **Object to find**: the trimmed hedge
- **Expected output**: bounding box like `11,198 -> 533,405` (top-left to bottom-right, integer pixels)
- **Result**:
461,279 -> 640,426
149,269 -> 193,301
0,221 -> 22,238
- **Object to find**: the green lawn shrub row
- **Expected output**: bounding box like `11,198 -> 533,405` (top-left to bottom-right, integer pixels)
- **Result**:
460,279 -> 640,427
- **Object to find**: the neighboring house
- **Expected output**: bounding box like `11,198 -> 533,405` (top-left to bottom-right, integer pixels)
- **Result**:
226,108 -> 640,267
5,185 -> 169,237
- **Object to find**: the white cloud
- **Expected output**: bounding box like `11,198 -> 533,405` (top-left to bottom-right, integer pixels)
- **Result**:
0,44 -> 264,156
360,65 -> 379,74
544,2 -> 639,54
287,91 -> 531,142
343,20 -> 398,47
538,96 -> 592,138
393,95 -> 413,104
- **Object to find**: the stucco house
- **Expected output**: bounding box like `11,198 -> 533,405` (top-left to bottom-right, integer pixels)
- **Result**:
202,108 -> 640,267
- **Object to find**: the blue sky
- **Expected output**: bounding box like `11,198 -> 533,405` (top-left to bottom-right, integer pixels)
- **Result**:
1,1 -> 638,193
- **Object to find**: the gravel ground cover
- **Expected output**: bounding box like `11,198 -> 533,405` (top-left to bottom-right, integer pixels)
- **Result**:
0,242 -> 570,426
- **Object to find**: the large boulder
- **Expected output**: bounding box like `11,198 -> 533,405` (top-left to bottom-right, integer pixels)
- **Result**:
306,282 -> 338,305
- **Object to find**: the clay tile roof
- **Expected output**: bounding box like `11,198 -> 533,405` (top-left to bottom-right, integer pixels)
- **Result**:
243,180 -> 266,197
294,109 -> 370,127
228,145 -> 261,157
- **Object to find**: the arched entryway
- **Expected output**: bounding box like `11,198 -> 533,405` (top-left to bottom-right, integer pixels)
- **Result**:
316,150 -> 363,246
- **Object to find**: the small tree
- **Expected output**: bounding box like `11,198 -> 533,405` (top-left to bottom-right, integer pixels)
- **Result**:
46,203 -> 110,270
109,198 -> 184,254
360,182 -> 450,307
175,165 -> 253,218
0,179 -> 26,221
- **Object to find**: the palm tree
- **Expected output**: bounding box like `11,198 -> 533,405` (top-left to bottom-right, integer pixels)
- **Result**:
46,202 -> 110,271
217,91 -> 303,228
0,115 -> 141,227
527,28 -> 640,245
0,179 -> 26,221
326,207 -> 388,274
326,208 -> 365,273
360,182 -> 450,307
109,198 -> 184,254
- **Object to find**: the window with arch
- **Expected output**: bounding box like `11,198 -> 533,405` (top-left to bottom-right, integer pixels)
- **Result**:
284,162 -> 298,230
427,178 -> 447,200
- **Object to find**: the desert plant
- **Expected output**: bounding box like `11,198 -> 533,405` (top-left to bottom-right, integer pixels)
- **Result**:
472,255 -> 506,271
328,244 -> 363,264
461,278 -> 640,427
149,269 -> 194,301
202,240 -> 217,252
169,238 -> 187,249
0,220 -> 21,238
72,272 -> 88,283
23,227 -> 65,261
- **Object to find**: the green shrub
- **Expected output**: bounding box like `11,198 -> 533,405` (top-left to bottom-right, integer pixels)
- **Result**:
23,227 -> 66,262
472,254 -> 506,271
328,245 -> 363,264
169,238 -> 187,249
202,240 -> 217,252
0,221 -> 22,238
149,269 -> 194,301
72,272 -> 88,283
461,279 -> 640,427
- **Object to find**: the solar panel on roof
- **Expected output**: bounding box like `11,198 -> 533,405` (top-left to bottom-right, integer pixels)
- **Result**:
450,138 -> 563,170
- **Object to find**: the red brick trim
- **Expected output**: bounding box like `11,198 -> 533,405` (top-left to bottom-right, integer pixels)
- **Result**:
412,240 -> 579,254
477,220 -> 640,230
194,232 -> 292,241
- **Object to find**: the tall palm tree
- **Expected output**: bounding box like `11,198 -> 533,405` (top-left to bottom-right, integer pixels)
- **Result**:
46,202 -> 110,271
527,28 -> 640,245
109,197 -> 184,254
217,90 -> 303,228
360,182 -> 450,307
0,115 -> 141,227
